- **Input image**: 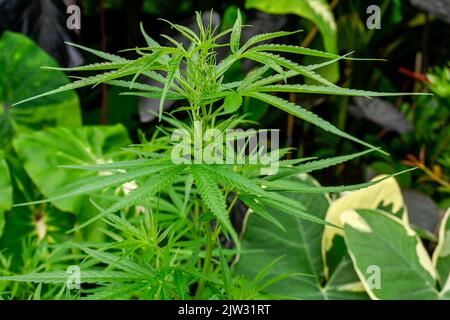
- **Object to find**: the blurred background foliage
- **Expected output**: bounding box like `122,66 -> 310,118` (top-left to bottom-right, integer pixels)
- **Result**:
0,0 -> 449,295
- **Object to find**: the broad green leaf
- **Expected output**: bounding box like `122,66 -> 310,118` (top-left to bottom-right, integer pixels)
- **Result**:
0,32 -> 81,146
432,209 -> 450,286
0,151 -> 12,237
245,0 -> 339,83
322,255 -> 367,299
322,175 -> 409,277
236,174 -> 367,299
440,276 -> 450,300
343,209 -> 438,300
13,125 -> 131,240
245,0 -> 337,53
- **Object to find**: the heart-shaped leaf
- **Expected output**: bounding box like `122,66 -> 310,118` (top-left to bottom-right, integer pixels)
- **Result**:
0,32 -> 81,147
343,209 -> 439,300
236,174 -> 368,299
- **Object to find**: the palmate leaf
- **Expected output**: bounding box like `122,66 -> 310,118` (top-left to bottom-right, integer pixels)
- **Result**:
247,44 -> 343,59
239,31 -> 302,53
61,158 -> 170,171
65,42 -> 128,63
107,79 -> 184,100
142,70 -> 168,85
245,70 -> 299,89
272,149 -> 378,179
0,271 -> 144,284
240,196 -> 286,232
102,211 -> 145,240
257,84 -> 429,97
107,79 -> 164,92
215,55 -> 240,78
204,165 -> 337,228
85,283 -> 148,300
122,91 -> 185,101
137,24 -> 171,64
238,66 -> 270,92
191,166 -> 240,248
73,165 -> 184,231
130,51 -> 165,85
13,50 -> 165,107
263,169 -> 416,194
247,52 -> 287,77
245,92 -> 384,153
244,51 -> 337,87
159,19 -> 200,44
259,196 -> 336,227
204,165 -> 266,196
12,67 -> 140,107
240,53 -> 353,92
74,244 -> 152,276
14,163 -> 174,207
140,22 -> 162,48
43,61 -> 128,72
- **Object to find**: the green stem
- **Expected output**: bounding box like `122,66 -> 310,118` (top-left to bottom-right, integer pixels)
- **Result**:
337,96 -> 349,131
195,221 -> 214,299
194,194 -> 238,299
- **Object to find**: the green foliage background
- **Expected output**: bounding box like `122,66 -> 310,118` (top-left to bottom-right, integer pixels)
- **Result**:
0,0 -> 448,300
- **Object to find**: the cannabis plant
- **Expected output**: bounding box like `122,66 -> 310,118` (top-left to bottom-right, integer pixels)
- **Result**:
2,11 -> 422,299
